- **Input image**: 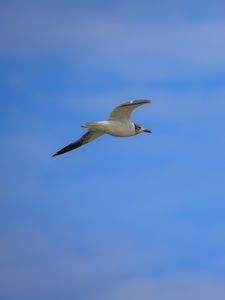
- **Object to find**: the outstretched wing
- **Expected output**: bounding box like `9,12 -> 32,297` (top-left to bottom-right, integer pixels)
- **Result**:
108,99 -> 151,122
52,129 -> 104,156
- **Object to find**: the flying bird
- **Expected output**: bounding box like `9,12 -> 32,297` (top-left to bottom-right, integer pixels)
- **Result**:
53,99 -> 151,156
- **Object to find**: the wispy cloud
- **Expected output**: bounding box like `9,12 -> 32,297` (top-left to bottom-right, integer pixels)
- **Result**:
1,1 -> 225,80
101,275 -> 225,300
2,224 -> 224,300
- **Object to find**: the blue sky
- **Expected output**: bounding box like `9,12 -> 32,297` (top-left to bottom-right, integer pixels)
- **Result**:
1,0 -> 225,299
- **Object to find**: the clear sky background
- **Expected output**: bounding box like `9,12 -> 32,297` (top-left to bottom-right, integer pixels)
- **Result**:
1,0 -> 225,299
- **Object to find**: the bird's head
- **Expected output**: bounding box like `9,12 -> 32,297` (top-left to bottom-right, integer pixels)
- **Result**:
134,123 -> 151,134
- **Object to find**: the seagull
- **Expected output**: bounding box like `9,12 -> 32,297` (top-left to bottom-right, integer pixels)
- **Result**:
53,99 -> 151,156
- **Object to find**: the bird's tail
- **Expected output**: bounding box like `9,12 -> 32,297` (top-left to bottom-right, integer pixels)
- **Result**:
81,122 -> 103,130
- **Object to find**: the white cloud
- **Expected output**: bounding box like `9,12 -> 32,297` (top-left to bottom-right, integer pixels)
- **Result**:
101,275 -> 225,300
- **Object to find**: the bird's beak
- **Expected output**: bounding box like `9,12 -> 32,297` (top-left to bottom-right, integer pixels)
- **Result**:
143,129 -> 152,133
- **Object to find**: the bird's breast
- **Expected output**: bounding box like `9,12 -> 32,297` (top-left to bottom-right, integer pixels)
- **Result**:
105,121 -> 135,137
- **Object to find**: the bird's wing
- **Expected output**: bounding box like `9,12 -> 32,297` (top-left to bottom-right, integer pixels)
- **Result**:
52,129 -> 104,156
108,99 -> 151,122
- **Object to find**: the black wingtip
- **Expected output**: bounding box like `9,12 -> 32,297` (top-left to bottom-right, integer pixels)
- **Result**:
52,139 -> 83,157
52,148 -> 67,157
135,99 -> 152,104
52,149 -> 66,157
121,99 -> 151,107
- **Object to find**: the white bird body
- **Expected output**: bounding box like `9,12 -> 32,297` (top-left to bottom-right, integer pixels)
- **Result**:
81,121 -> 135,137
53,99 -> 151,156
